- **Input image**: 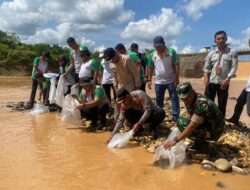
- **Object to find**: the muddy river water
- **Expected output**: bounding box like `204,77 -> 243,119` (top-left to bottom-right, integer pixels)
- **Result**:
0,76 -> 249,190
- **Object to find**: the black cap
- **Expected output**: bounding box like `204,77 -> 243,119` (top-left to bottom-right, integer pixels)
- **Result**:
115,43 -> 126,51
103,48 -> 116,61
67,37 -> 76,43
153,36 -> 165,47
116,87 -> 130,103
42,50 -> 51,59
130,43 -> 138,50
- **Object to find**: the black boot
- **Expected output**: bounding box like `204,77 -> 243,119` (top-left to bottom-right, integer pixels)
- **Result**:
225,116 -> 239,125
188,140 -> 210,154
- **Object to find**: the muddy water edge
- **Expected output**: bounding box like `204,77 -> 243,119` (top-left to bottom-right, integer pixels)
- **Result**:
0,76 -> 249,190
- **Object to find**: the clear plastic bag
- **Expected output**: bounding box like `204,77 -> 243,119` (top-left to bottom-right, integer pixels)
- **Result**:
49,78 -> 57,104
108,130 -> 134,148
28,102 -> 49,115
55,75 -> 67,107
154,127 -> 186,168
70,84 -> 79,97
61,95 -> 81,125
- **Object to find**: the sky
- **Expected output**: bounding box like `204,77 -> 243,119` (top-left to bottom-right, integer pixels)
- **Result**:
0,0 -> 250,54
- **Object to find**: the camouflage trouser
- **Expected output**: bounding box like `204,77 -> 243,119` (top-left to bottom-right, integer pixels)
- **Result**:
176,112 -> 225,142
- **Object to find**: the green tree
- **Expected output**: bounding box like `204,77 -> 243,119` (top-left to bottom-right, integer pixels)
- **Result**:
0,30 -> 21,48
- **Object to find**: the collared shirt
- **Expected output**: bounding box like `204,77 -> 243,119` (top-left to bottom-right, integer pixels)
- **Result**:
78,85 -> 109,104
78,58 -> 101,78
100,59 -> 113,84
112,90 -> 160,135
110,54 -> 140,91
147,47 -> 179,84
203,46 -> 238,84
31,57 -> 48,79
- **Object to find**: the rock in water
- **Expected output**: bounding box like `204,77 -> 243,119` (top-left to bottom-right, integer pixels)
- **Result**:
215,158 -> 232,172
201,159 -> 216,168
216,181 -> 225,188
229,158 -> 239,166
201,160 -> 217,171
232,165 -> 248,175
202,164 -> 217,171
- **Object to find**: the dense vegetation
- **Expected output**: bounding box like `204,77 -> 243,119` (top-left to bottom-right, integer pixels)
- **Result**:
0,30 -> 211,78
0,30 -> 69,75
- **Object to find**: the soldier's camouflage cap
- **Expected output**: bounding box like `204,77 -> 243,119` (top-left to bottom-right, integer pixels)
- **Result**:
176,82 -> 193,99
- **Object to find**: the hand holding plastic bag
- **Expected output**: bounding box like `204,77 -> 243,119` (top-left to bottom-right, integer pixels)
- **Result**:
107,130 -> 134,148
154,128 -> 186,168
61,95 -> 81,125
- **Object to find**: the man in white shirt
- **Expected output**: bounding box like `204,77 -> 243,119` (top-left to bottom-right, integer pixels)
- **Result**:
147,36 -> 180,122
65,37 -> 84,83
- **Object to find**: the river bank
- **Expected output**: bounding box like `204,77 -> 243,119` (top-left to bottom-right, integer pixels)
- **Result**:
0,76 -> 249,190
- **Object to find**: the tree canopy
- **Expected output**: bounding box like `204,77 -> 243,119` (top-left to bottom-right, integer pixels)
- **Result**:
0,30 -> 69,75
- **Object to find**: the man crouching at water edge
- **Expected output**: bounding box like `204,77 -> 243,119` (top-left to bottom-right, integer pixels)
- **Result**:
164,82 -> 225,154
35,73 -> 51,106
73,77 -> 109,131
107,87 -> 165,143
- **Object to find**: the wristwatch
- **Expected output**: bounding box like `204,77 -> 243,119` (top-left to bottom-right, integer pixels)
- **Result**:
173,136 -> 179,143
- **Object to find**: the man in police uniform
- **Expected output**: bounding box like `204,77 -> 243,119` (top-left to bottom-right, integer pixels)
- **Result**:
107,87 -> 165,143
164,82 -> 225,152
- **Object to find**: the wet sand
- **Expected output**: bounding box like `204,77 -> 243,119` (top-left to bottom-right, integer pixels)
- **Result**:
0,76 -> 250,190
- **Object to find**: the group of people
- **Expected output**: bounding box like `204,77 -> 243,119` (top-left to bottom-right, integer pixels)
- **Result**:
24,30 -> 250,154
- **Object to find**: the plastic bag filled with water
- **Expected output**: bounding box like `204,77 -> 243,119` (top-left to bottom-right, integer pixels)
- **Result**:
61,95 -> 81,125
28,102 -> 49,115
49,78 -> 57,104
154,127 -> 186,168
55,75 -> 67,107
108,130 -> 134,148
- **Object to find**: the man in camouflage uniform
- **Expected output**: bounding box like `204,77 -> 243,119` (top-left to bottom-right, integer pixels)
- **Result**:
164,82 -> 225,152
